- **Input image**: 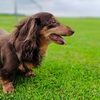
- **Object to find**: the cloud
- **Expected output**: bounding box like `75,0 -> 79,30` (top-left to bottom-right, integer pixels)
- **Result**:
0,0 -> 100,17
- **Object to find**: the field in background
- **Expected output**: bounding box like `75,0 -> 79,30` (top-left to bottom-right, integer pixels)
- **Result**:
0,15 -> 100,100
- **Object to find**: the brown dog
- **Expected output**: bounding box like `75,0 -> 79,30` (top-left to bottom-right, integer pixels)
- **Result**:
0,12 -> 74,93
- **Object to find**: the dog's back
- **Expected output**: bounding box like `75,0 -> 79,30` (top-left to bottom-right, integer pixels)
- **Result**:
0,29 -> 9,35
0,29 -> 10,46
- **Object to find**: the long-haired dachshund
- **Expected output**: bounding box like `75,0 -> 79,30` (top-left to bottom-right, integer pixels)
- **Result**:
0,12 -> 74,93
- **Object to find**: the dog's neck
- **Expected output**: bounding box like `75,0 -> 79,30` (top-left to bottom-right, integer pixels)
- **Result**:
39,36 -> 50,56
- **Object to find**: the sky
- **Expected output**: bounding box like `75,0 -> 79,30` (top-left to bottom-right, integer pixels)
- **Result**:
0,0 -> 100,17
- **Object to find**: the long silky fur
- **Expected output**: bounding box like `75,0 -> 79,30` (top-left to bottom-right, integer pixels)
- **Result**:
11,17 -> 42,67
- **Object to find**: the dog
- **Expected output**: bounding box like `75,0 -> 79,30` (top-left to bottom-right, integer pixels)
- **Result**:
0,12 -> 74,93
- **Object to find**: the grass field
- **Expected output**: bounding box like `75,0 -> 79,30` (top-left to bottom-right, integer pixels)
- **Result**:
0,15 -> 100,100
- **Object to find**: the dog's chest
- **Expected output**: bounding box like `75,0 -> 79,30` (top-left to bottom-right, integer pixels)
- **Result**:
18,39 -> 49,72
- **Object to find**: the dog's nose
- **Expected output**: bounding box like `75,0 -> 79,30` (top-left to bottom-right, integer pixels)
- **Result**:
71,30 -> 75,34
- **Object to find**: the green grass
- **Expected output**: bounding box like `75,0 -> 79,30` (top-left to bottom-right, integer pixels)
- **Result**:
0,15 -> 100,100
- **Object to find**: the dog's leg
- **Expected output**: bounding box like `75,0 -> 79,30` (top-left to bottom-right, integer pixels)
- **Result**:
0,68 -> 17,94
1,80 -> 14,94
0,69 -> 18,94
0,43 -> 20,93
18,63 -> 36,77
24,63 -> 36,78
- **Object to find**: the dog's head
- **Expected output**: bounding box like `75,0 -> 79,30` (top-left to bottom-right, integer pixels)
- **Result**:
13,12 -> 74,46
33,12 -> 74,45
11,12 -> 74,65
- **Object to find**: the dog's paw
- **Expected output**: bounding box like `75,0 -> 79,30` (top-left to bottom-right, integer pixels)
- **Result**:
3,82 -> 14,94
25,71 -> 36,78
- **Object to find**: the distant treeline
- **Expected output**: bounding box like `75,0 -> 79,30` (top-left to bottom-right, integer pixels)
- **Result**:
0,13 -> 26,16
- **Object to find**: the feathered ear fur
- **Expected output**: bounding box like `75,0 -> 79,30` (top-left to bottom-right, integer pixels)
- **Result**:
11,16 -> 41,62
13,17 -> 41,41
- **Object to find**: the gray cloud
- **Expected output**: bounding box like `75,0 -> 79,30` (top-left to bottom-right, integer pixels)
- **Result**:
0,0 -> 100,17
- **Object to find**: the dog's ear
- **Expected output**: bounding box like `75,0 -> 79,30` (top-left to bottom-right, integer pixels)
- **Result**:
20,17 -> 41,61
12,17 -> 41,40
11,17 -> 41,61
25,17 -> 41,40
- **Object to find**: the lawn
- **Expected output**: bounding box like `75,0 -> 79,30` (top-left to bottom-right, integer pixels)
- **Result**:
0,15 -> 100,100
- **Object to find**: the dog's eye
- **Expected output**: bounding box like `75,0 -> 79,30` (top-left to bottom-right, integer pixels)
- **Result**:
51,20 -> 56,24
47,20 -> 58,29
51,19 -> 60,26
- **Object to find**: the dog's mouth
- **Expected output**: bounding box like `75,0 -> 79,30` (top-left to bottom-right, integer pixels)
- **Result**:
49,33 -> 66,45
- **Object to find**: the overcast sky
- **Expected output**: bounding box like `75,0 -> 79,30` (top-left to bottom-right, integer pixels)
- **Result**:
0,0 -> 100,17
